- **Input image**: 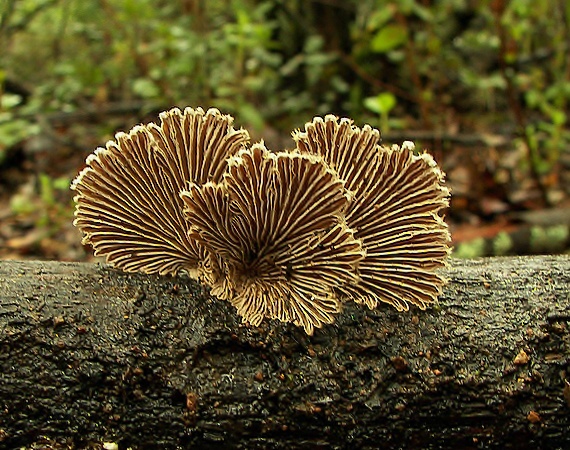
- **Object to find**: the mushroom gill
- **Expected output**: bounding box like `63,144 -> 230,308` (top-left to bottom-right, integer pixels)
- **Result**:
294,115 -> 451,311
180,144 -> 365,334
72,107 -> 249,276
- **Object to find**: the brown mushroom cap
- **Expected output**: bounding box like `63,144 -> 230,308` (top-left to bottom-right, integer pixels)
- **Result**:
294,115 -> 451,311
72,107 -> 249,276
180,144 -> 365,334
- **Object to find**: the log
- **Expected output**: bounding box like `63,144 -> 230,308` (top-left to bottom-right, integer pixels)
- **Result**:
0,256 -> 569,449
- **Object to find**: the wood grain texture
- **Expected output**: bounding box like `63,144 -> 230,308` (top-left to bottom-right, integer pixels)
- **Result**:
0,256 -> 569,449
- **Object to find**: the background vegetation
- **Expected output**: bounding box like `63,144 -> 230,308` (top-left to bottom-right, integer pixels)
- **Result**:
1,0 -> 569,261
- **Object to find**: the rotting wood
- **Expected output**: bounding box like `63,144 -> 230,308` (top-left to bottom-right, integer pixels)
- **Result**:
0,256 -> 569,449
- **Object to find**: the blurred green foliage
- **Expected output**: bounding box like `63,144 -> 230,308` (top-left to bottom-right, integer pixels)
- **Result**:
1,0 -> 569,260
1,0 -> 569,171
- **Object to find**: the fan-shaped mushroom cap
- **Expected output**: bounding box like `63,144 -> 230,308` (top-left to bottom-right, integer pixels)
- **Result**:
72,107 -> 250,276
146,107 -> 249,185
294,116 -> 450,311
180,144 -> 365,334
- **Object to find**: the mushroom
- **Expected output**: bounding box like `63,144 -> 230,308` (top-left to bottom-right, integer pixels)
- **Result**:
180,144 -> 365,334
294,115 -> 451,311
73,107 -> 450,334
72,107 -> 249,276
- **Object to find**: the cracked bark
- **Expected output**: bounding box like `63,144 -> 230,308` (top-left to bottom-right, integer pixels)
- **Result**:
0,256 -> 569,449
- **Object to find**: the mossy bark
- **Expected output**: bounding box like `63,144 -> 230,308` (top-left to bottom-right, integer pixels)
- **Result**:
1,256 -> 569,449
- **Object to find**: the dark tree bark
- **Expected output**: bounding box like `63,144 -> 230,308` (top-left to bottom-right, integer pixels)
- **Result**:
0,256 -> 569,450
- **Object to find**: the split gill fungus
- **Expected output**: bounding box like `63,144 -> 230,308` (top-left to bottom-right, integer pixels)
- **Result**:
72,106 -> 451,335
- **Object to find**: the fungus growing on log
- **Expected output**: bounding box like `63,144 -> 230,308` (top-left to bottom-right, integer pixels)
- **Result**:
294,115 -> 451,311
180,144 -> 364,334
72,107 -> 450,334
71,107 -> 249,276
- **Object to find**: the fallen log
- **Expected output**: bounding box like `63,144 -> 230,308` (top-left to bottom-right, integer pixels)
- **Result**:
0,256 -> 569,449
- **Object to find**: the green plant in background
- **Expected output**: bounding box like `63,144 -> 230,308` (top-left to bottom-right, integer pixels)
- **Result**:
0,74 -> 39,164
10,173 -> 72,228
1,0 -> 570,263
351,0 -> 446,129
6,171 -> 75,257
355,0 -> 569,203
1,0 -> 569,195
491,0 -> 570,202
363,92 -> 397,131
211,0 -> 280,129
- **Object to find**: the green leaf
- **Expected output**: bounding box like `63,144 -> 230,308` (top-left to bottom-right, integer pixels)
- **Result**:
0,119 -> 38,149
371,24 -> 408,53
549,108 -> 567,126
364,93 -> 397,115
1,93 -> 24,109
368,8 -> 395,30
132,78 -> 160,99
53,176 -> 72,191
525,89 -> 542,109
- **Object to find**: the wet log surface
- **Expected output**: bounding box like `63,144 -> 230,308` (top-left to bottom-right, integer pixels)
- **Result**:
0,256 -> 569,449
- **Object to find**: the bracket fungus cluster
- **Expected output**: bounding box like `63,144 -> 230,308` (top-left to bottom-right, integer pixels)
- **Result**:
72,107 -> 450,334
